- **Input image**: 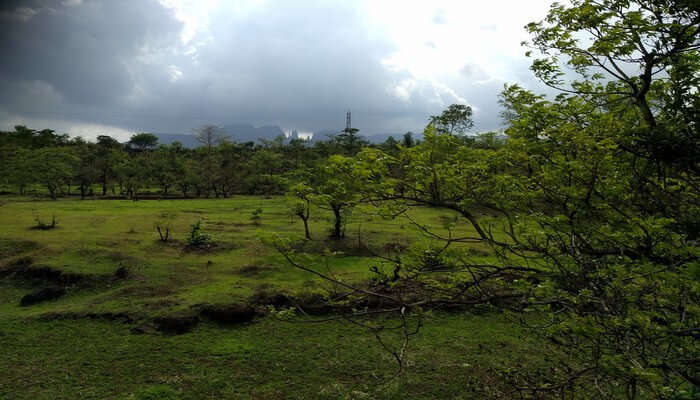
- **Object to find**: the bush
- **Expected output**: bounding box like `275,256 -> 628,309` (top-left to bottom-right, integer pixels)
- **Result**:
154,212 -> 175,242
32,214 -> 58,230
186,220 -> 212,248
250,207 -> 263,225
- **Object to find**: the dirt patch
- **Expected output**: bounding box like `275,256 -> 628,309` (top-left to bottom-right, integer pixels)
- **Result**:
247,287 -> 339,315
182,241 -> 238,254
1,257 -> 125,289
234,265 -> 276,277
152,313 -> 200,334
289,238 -> 377,257
114,266 -> 129,279
249,287 -> 294,308
20,287 -> 66,306
198,303 -> 257,324
111,285 -> 175,298
0,263 -> 87,285
39,311 -> 135,323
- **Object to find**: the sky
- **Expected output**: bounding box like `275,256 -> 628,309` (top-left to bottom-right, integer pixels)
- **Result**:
0,0 -> 556,141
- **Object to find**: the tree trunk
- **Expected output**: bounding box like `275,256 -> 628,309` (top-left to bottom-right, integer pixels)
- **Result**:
303,217 -> 311,240
331,204 -> 343,239
47,183 -> 57,200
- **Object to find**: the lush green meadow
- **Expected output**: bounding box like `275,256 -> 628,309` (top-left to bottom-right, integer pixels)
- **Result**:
0,195 -> 546,399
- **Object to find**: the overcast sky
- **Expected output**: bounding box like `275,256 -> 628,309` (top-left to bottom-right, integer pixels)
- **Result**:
0,0 -> 555,140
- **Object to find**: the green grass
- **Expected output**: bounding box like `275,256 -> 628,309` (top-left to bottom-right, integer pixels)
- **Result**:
0,314 -> 546,399
0,196 -> 500,317
0,195 -> 547,398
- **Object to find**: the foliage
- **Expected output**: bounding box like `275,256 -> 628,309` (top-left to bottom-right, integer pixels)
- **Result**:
128,133 -> 159,151
185,219 -> 212,248
288,182 -> 313,239
428,103 -> 474,135
250,207 -> 263,225
32,213 -> 58,230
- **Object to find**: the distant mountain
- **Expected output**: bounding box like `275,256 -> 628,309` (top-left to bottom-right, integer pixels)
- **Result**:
152,133 -> 199,148
220,124 -> 285,143
152,125 -> 422,148
310,129 -> 338,142
365,133 -> 403,144
152,124 -> 287,148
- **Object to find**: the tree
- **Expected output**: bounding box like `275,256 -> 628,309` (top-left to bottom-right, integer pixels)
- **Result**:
1,147 -> 33,195
95,135 -> 121,195
428,104 -> 474,135
271,1 -> 699,396
115,153 -> 150,200
524,0 -> 700,172
194,125 -> 227,196
310,155 -> 366,239
330,126 -> 369,156
74,142 -> 99,199
380,135 -> 400,155
401,132 -> 415,148
289,182 -> 313,240
174,157 -> 199,198
195,125 -> 226,154
152,146 -> 179,196
31,148 -> 78,199
128,133 -> 158,152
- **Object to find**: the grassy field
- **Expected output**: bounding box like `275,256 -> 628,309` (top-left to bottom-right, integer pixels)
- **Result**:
0,195 -> 549,399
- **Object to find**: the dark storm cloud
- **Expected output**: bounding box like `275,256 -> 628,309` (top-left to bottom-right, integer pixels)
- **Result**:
0,1 -> 182,111
0,0 -> 540,138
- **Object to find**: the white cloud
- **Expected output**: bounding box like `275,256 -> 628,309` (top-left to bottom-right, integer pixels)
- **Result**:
167,65 -> 183,82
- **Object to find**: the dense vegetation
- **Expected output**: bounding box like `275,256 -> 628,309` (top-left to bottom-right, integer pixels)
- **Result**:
1,1 -> 698,398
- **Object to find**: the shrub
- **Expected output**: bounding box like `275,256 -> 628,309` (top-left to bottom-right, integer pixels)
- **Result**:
186,219 -> 212,248
154,212 -> 176,242
250,207 -> 263,225
155,224 -> 170,242
32,214 -> 58,230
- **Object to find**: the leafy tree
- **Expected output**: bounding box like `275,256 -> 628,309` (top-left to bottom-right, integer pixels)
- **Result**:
288,182 -> 313,240
330,126 -> 369,156
195,124 -> 226,154
0,126 -> 69,148
95,135 -> 121,195
115,153 -> 150,200
524,0 -> 700,172
380,135 -> 400,155
31,148 -> 78,199
271,2 -> 699,397
1,148 -> 33,195
128,133 -> 158,152
310,155 -> 367,239
74,142 -> 99,199
245,148 -> 286,195
174,157 -> 199,198
401,132 -> 415,148
151,146 -> 179,195
428,104 -> 474,135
